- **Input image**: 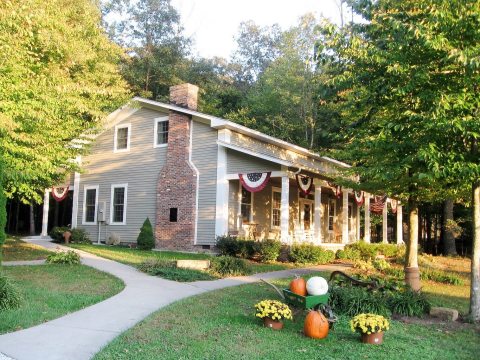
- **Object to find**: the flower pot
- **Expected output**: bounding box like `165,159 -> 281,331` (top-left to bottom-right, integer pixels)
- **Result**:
263,318 -> 284,330
361,331 -> 384,345
63,231 -> 72,244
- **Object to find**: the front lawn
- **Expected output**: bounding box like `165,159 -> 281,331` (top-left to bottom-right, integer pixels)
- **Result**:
2,237 -> 53,261
94,274 -> 478,360
0,264 -> 125,334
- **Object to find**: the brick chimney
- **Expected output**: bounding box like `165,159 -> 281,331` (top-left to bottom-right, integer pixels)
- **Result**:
155,84 -> 199,251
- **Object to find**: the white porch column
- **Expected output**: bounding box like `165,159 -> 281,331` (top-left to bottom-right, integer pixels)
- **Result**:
314,183 -> 322,244
71,171 -> 80,228
382,200 -> 388,243
41,190 -> 50,237
280,176 -> 290,243
364,193 -> 371,243
396,204 -> 403,244
342,189 -> 349,243
215,145 -> 229,237
356,203 -> 361,240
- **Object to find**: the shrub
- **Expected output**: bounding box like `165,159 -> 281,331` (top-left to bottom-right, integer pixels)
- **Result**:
373,258 -> 390,271
377,243 -> 402,258
289,243 -> 335,264
215,235 -> 240,257
345,242 -> 378,260
49,226 -> 71,243
46,250 -> 81,265
336,247 -> 361,261
254,239 -> 281,263
420,269 -> 464,285
137,218 -> 154,250
138,258 -> 176,273
388,289 -> 431,317
383,266 -> 404,278
352,259 -> 375,271
70,228 -> 91,244
137,259 -> 214,281
237,240 -> 256,259
210,256 -> 251,276
0,274 -> 21,311
329,286 -> 391,317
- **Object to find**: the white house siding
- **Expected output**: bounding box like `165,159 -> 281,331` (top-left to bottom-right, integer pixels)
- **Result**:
191,120 -> 218,246
77,107 -> 168,244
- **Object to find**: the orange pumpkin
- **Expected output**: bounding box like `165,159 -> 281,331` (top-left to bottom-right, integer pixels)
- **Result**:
289,276 -> 307,296
304,310 -> 329,339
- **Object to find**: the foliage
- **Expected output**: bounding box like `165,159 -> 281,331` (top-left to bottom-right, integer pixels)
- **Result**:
136,218 -> 155,250
0,0 -> 130,202
329,286 -> 390,317
0,159 -> 6,259
373,259 -> 390,271
336,247 -> 361,261
49,227 -> 71,243
70,228 -> 91,244
387,289 -> 431,317
345,242 -> 402,261
2,237 -> 53,261
254,239 -> 282,263
215,236 -> 256,259
288,242 -> 335,264
46,250 -> 81,265
137,259 -> 215,282
350,313 -> 390,334
352,260 -> 375,272
254,299 -> 292,321
420,269 -> 464,286
0,274 -> 21,311
209,256 -> 251,277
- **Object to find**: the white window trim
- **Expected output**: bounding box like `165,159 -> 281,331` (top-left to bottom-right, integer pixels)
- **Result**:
328,198 -> 336,233
82,185 -> 99,225
114,123 -> 131,153
110,183 -> 128,225
271,186 -> 281,229
153,116 -> 169,148
239,186 -> 254,225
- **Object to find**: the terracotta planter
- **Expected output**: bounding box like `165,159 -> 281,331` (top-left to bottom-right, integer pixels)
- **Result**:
361,331 -> 384,345
263,318 -> 284,330
63,231 -> 72,244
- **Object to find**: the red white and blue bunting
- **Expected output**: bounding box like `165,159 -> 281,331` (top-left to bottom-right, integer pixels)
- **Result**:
370,195 -> 387,214
335,186 -> 342,199
354,191 -> 364,206
239,172 -> 271,193
390,199 -> 398,214
296,174 -> 313,195
52,185 -> 69,202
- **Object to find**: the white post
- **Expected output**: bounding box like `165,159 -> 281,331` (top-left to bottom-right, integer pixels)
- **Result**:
396,204 -> 403,244
281,176 -> 290,244
356,203 -> 361,240
314,183 -> 322,244
383,200 -> 388,243
215,145 -> 229,237
41,190 -> 50,237
365,193 -> 371,243
71,172 -> 80,228
342,189 -> 349,243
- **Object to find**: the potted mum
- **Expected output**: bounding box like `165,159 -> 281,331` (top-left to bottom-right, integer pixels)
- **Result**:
350,313 -> 390,344
254,299 -> 293,330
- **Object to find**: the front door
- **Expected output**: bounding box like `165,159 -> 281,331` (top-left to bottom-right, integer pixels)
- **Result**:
300,200 -> 314,230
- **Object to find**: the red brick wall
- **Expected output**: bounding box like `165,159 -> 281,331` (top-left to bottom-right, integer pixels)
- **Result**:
155,84 -> 198,251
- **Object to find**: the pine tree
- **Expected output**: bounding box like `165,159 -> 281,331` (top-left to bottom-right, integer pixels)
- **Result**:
137,218 -> 155,250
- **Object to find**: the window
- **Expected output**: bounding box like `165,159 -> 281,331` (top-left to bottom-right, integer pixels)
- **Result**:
328,198 -> 336,232
154,117 -> 169,147
240,187 -> 253,224
271,187 -> 281,228
114,124 -> 131,152
110,184 -> 128,225
82,185 -> 98,224
169,208 -> 178,222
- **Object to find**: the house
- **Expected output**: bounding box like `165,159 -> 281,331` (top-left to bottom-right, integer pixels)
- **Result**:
40,83 -> 404,251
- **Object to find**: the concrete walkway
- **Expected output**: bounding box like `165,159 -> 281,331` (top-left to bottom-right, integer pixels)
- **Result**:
2,260 -> 46,266
0,237 -> 346,360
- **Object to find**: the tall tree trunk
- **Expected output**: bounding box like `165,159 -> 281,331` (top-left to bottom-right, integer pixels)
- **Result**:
470,182 -> 480,321
443,198 -> 457,256
29,204 -> 35,235
426,206 -> 432,253
405,197 -> 421,291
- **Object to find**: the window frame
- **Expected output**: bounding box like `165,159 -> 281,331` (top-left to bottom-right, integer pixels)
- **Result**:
271,186 -> 281,229
82,185 -> 99,225
239,186 -> 254,224
153,116 -> 169,148
113,123 -> 131,153
109,183 -> 128,225
328,198 -> 336,232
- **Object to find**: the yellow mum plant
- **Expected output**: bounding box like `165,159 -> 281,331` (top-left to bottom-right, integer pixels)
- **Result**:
350,313 -> 390,334
254,300 -> 293,321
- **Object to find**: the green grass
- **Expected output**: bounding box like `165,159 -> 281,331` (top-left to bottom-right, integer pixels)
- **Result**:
0,264 -> 125,334
68,243 -> 292,277
94,274 -> 478,360
2,237 -> 53,261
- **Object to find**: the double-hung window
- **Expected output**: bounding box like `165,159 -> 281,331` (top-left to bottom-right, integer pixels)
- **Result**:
154,117 -> 169,147
114,124 -> 131,152
328,198 -> 336,232
110,184 -> 128,225
83,185 -> 99,224
240,187 -> 253,224
271,187 -> 281,228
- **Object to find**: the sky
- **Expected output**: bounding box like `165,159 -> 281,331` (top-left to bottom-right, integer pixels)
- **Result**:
171,0 -> 345,59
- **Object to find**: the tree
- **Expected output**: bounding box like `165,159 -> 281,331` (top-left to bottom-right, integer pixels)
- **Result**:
317,0 -> 479,296
103,0 -> 190,100
137,218 -> 154,250
0,159 -> 6,263
0,0 -> 130,203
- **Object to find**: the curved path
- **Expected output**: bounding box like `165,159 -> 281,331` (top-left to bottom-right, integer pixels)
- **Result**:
0,237 -> 346,360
